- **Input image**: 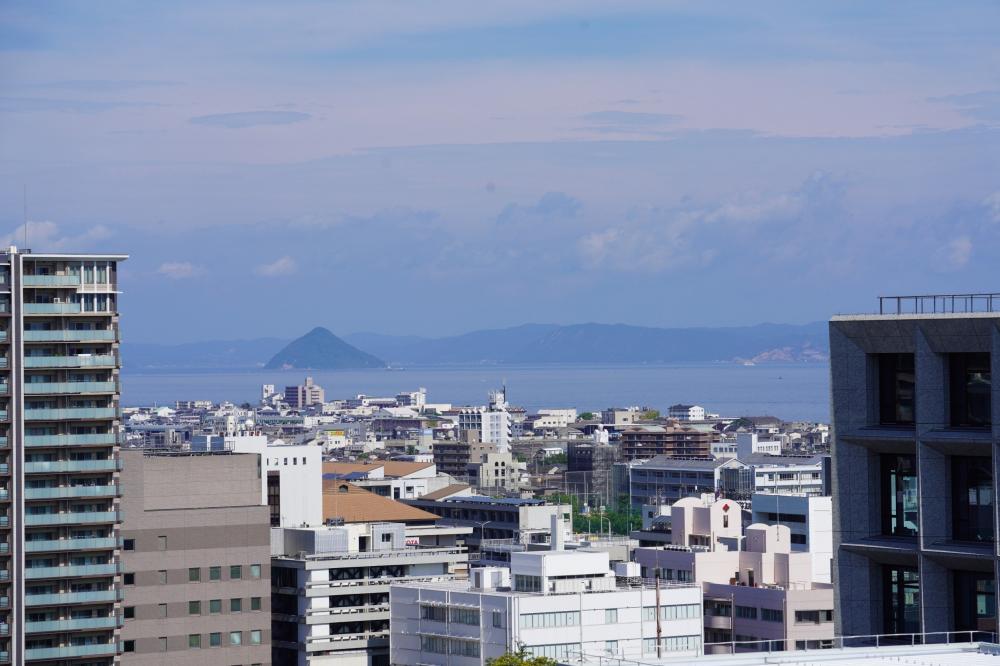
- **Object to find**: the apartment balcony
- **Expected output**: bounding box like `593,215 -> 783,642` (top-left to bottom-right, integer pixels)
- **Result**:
0,570 -> 8,582
22,275 -> 84,287
26,588 -> 122,607
305,604 -> 390,625
26,536 -> 120,553
24,485 -> 118,500
0,464 -> 7,474
0,490 -> 7,502
24,355 -> 117,369
25,615 -> 121,633
24,642 -> 120,660
0,543 -> 8,554
24,329 -> 115,342
24,563 -> 120,580
23,303 -> 82,315
0,385 -> 7,396
24,407 -> 118,421
25,382 -> 117,395
0,438 -> 7,449
0,412 -> 7,423
0,360 -> 7,370
24,434 -> 117,447
25,459 -> 120,474
25,510 -> 120,527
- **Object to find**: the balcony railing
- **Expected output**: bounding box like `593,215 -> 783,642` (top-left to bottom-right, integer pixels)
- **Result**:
23,303 -> 81,315
24,642 -> 121,660
25,382 -> 117,395
25,459 -> 119,473
25,485 -> 118,500
879,292 -> 1000,315
22,275 -> 83,287
24,563 -> 119,579
26,615 -> 120,633
24,355 -> 116,369
25,510 -> 120,527
24,329 -> 115,342
26,536 -> 120,553
24,407 -> 118,421
24,434 -> 117,447
26,589 -> 121,606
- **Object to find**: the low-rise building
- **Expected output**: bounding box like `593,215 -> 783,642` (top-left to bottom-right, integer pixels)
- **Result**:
620,425 -> 715,460
120,450 -> 271,664
668,404 -> 706,422
270,500 -> 469,666
401,495 -> 571,549
390,522 -> 704,664
634,523 -> 834,654
750,493 -> 832,584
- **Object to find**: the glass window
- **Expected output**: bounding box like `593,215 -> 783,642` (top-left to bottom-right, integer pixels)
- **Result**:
605,608 -> 618,624
954,571 -> 996,633
188,567 -> 200,582
123,606 -> 134,619
123,573 -> 134,585
157,535 -> 167,551
209,599 -> 221,614
157,570 -> 167,584
229,631 -> 242,646
878,353 -> 915,426
230,598 -> 242,613
209,566 -> 221,581
881,454 -> 918,537
123,539 -> 134,551
883,565 -> 920,634
158,603 -> 167,618
158,637 -> 167,652
952,456 -> 993,542
251,596 -> 262,611
250,630 -> 262,645
188,634 -> 201,649
209,633 -> 221,648
188,601 -> 200,615
250,564 -> 261,579
950,353 -> 991,427
123,641 -> 135,652
230,565 -> 242,580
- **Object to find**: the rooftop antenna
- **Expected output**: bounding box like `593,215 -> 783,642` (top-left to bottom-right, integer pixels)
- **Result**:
22,184 -> 28,249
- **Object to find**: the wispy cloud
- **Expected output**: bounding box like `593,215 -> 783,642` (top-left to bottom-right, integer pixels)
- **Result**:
189,111 -> 311,129
0,221 -> 112,250
25,80 -> 180,93
0,97 -> 160,114
156,262 -> 203,279
255,256 -> 297,276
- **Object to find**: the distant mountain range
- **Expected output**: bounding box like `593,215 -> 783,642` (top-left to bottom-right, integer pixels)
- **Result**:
122,322 -> 828,371
265,327 -> 385,370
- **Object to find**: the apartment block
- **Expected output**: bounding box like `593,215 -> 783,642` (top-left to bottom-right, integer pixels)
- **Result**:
270,516 -> 468,665
831,298 -> 1000,638
620,425 -> 715,460
2,249 -> 127,665
119,450 -> 271,665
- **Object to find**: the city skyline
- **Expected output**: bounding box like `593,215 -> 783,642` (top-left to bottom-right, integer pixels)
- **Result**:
2,2 -> 1000,342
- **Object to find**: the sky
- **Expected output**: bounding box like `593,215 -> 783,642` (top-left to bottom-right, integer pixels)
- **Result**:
1,1 -> 999,343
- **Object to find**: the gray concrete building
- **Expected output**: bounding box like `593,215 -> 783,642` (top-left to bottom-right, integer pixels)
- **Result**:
119,450 -> 271,665
2,250 -> 127,665
832,297 -> 1000,640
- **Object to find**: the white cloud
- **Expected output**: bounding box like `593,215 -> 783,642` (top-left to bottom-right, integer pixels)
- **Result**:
984,191 -> 1000,223
0,221 -> 112,251
944,235 -> 973,269
255,255 -> 297,276
156,261 -> 202,279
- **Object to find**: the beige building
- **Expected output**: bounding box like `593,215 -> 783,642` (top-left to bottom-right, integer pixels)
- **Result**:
284,377 -> 325,410
120,450 -> 271,665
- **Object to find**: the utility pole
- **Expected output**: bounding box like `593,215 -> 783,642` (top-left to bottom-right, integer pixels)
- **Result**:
655,576 -> 663,659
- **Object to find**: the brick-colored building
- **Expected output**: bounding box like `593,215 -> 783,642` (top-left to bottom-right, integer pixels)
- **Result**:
620,424 -> 714,460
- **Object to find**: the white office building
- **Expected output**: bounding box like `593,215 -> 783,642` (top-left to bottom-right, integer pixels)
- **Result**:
750,493 -> 832,584
668,404 -> 706,421
390,519 -> 704,664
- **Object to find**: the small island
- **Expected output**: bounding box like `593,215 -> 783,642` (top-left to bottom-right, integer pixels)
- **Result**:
265,327 -> 386,370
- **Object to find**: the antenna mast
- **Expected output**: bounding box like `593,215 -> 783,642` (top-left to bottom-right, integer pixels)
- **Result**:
23,184 -> 28,248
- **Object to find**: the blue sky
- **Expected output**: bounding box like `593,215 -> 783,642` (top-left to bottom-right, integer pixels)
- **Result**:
1,1 -> 999,343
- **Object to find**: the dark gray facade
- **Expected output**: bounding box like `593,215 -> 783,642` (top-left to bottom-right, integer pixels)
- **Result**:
831,312 -> 1000,639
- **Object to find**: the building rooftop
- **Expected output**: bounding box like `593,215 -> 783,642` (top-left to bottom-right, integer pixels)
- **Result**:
322,483 -> 441,524
833,292 -> 1000,320
599,640 -> 1000,666
635,457 -> 724,469
439,495 -> 547,506
420,483 -> 471,500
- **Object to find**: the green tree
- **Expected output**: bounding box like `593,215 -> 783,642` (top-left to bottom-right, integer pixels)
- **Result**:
487,646 -> 557,666
579,412 -> 595,421
641,409 -> 660,420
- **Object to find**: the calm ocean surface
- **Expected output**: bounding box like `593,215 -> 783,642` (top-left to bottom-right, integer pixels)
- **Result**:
121,363 -> 831,422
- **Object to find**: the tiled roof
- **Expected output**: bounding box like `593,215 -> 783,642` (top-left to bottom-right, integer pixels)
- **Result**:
420,483 -> 470,500
322,483 -> 440,524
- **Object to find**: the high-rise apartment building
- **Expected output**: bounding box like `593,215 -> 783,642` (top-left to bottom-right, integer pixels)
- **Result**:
1,248 -> 127,664
832,296 -> 1000,639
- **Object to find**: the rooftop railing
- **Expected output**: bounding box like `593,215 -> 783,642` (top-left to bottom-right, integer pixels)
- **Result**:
879,292 -> 1000,315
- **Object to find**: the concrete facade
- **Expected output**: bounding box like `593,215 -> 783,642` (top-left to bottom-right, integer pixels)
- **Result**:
831,313 -> 1000,637
119,450 -> 271,665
